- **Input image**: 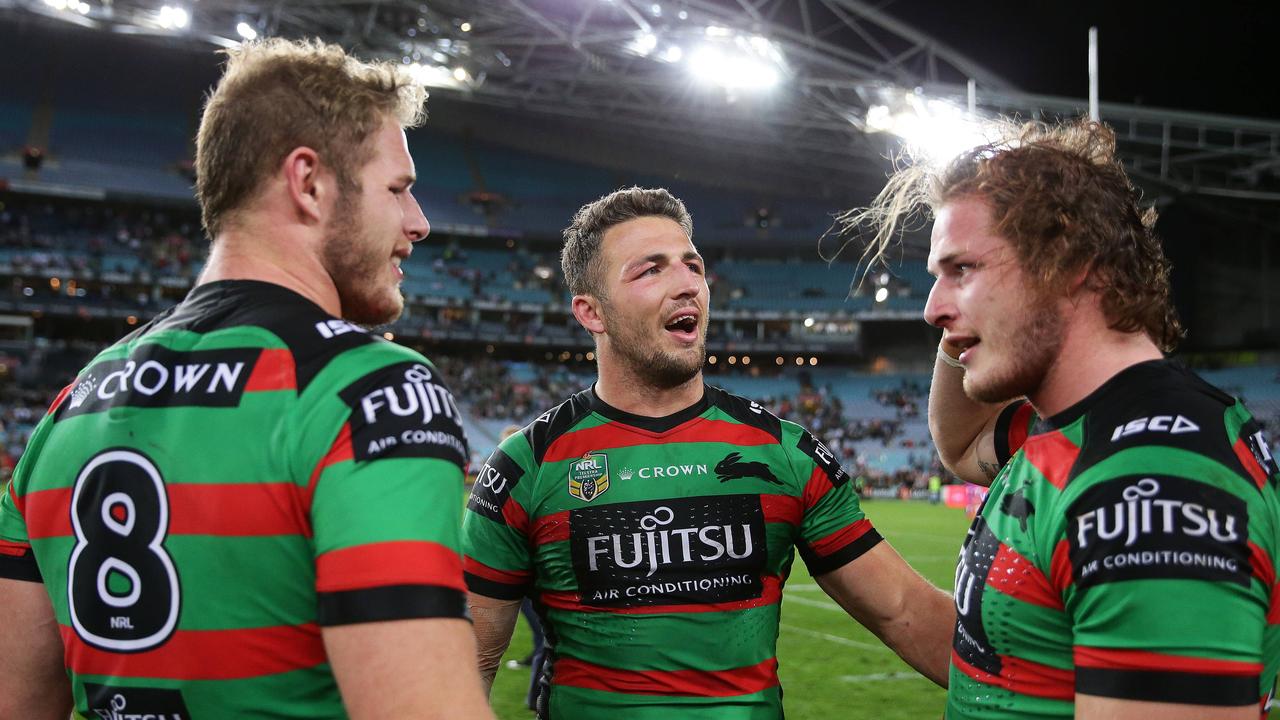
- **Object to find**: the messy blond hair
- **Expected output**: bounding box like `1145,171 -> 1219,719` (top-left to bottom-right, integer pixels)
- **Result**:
841,119 -> 1183,351
195,38 -> 428,239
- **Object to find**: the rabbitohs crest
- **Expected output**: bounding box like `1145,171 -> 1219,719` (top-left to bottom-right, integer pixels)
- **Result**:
568,451 -> 610,502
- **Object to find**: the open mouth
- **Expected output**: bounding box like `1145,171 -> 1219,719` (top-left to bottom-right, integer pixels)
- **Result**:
950,337 -> 980,363
664,312 -> 699,341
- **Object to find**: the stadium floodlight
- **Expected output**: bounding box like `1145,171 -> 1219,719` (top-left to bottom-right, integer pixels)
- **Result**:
406,63 -> 464,89
803,317 -> 815,328
689,44 -> 780,91
651,4 -> 662,17
874,287 -> 889,303
235,22 -> 257,41
628,31 -> 658,58
863,88 -> 994,166
459,22 -> 472,32
661,45 -> 683,63
451,66 -> 469,82
158,5 -> 189,30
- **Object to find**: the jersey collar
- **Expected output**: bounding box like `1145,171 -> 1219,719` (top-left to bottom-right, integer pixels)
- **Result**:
1044,358 -> 1178,429
584,384 -> 712,434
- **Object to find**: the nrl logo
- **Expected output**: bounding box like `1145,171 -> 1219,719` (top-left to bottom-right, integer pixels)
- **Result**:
568,451 -> 610,502
617,467 -> 635,480
69,374 -> 97,410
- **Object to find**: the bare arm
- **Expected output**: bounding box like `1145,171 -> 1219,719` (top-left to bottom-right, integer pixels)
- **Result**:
928,340 -> 1017,486
814,542 -> 954,687
323,618 -> 495,720
1076,695 -> 1255,720
467,592 -> 522,697
0,578 -> 71,720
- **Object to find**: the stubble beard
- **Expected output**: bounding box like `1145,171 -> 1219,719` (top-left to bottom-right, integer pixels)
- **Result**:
963,294 -> 1064,404
321,190 -> 403,327
602,300 -> 705,390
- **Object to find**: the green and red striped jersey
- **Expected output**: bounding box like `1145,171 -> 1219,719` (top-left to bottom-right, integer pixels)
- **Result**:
462,385 -> 881,720
949,360 -> 1280,719
0,280 -> 470,719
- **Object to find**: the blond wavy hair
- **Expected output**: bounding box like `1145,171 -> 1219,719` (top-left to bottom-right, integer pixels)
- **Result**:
840,119 -> 1183,351
196,38 -> 428,238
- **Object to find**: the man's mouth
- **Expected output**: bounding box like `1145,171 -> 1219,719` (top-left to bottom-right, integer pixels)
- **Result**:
949,336 -> 981,363
664,311 -> 700,342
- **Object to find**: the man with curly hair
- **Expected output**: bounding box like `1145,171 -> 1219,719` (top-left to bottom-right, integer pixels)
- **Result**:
847,120 -> 1280,719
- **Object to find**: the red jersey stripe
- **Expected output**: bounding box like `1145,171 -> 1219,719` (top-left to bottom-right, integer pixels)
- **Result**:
502,498 -> 530,535
1048,540 -> 1072,594
1008,402 -> 1037,457
988,544 -> 1063,610
1268,583 -> 1280,625
306,423 -> 353,510
0,539 -> 30,557
951,649 -> 1074,701
541,575 -> 783,615
1021,431 -> 1079,491
25,483 -> 309,539
60,623 -> 326,680
1074,646 -> 1263,676
316,540 -> 463,593
533,510 -> 570,546
543,419 -> 776,464
553,656 -> 779,697
801,466 -> 830,511
464,556 -> 531,585
760,494 -> 802,526
806,519 -> 873,558
244,348 -> 297,392
1234,439 -> 1270,490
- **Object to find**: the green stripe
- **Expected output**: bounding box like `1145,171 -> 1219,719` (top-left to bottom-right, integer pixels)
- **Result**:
548,605 -> 780,670
946,671 -> 1072,719
549,682 -> 781,720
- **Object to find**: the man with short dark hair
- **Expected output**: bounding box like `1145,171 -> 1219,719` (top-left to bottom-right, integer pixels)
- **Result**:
0,39 -> 494,720
849,120 -> 1280,719
463,186 -> 957,719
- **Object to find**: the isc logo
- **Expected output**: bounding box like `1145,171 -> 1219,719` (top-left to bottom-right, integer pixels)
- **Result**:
1111,415 -> 1200,442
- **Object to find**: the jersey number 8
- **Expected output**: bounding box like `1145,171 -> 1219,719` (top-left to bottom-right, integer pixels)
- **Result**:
69,449 -> 181,652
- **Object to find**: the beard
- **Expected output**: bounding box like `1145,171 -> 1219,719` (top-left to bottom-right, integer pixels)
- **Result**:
601,299 -> 705,390
321,191 -> 404,327
963,293 -> 1064,404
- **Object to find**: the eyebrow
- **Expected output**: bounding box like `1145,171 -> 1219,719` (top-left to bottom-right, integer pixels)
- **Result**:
926,251 -> 960,278
627,251 -> 705,272
396,174 -> 416,188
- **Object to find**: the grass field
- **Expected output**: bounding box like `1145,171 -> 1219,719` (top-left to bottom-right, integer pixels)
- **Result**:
487,500 -> 971,719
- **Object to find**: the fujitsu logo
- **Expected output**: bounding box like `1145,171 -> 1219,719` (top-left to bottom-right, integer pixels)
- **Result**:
93,693 -> 185,720
1075,478 -> 1240,549
359,364 -> 460,426
585,505 -> 755,577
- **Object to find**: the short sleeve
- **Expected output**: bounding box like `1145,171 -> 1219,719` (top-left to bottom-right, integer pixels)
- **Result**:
789,425 -> 882,576
0,477 -> 39,582
1062,463 -> 1269,706
307,358 -> 470,626
462,434 -> 536,600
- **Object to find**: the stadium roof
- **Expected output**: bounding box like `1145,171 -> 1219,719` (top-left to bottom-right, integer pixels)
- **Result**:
7,0 -> 1280,202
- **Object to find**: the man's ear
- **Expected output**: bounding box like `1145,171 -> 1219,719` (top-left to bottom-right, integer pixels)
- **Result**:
572,294 -> 606,335
281,146 -> 327,225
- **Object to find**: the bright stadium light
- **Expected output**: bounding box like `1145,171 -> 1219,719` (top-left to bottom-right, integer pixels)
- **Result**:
662,45 -> 683,63
459,21 -> 472,32
874,287 -> 889,303
158,5 -> 189,29
628,31 -> 658,57
689,45 -> 779,90
862,88 -> 995,165
406,63 -> 465,89
235,22 -> 257,40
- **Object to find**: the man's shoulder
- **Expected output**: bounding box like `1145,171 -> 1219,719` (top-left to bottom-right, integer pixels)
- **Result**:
512,388 -> 598,467
704,384 -> 785,444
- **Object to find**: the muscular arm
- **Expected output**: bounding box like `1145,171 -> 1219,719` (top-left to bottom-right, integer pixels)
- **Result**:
0,578 -> 71,720
1075,695 -> 1255,720
928,340 -> 1017,486
815,542 -> 953,687
323,618 -> 495,720
467,592 -> 522,697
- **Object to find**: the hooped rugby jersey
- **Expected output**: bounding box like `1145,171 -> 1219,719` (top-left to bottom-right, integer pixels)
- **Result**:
0,280 -> 470,719
948,360 -> 1280,719
462,385 -> 882,720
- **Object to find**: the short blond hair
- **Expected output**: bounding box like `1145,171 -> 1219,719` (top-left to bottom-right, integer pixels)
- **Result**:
196,38 -> 427,238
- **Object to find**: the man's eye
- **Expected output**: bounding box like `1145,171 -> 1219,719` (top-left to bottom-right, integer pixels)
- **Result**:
687,263 -> 703,274
642,266 -> 660,276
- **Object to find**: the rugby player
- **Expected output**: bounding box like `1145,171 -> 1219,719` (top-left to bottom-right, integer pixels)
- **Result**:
462,187 -> 959,719
0,39 -> 494,719
850,119 -> 1280,719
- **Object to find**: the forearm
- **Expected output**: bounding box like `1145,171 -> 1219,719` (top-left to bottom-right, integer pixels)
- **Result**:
928,340 -> 1006,484
467,593 -> 521,697
874,583 -> 954,687
0,578 -> 72,720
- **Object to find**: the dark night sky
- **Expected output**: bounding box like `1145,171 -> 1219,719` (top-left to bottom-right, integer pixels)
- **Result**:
886,0 -> 1278,120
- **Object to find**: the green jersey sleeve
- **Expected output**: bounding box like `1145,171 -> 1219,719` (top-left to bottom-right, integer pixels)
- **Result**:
784,422 -> 882,576
461,430 -> 538,600
0,387 -> 69,583
297,348 -> 470,626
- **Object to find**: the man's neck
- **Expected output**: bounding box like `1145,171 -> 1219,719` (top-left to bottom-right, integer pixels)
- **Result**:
1028,321 -> 1162,419
200,224 -> 341,317
594,361 -> 705,418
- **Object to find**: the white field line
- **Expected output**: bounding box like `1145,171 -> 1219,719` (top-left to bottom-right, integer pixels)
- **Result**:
783,595 -> 843,612
778,623 -> 889,652
837,672 -> 928,683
